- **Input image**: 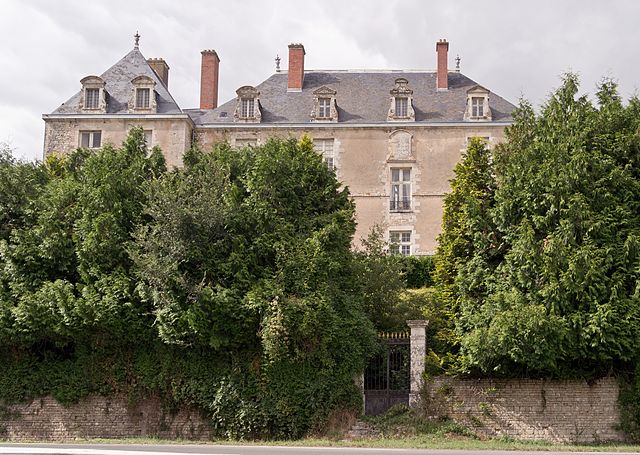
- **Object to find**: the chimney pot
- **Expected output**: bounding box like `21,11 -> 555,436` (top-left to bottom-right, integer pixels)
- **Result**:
436,39 -> 449,91
200,50 -> 220,110
287,43 -> 305,92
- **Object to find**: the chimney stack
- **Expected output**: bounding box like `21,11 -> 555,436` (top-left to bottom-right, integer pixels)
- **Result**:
147,58 -> 170,88
436,39 -> 449,91
287,43 -> 305,92
200,50 -> 220,110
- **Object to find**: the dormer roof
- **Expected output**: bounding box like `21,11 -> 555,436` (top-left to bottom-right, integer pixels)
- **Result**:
51,48 -> 181,115
188,71 -> 515,125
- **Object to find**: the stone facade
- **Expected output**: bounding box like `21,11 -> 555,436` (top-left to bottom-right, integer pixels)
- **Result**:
44,117 -> 191,169
43,38 -> 515,255
423,377 -> 625,443
0,395 -> 212,441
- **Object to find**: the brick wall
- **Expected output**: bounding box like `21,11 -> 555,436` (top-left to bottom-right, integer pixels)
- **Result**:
0,395 -> 212,441
423,377 -> 625,442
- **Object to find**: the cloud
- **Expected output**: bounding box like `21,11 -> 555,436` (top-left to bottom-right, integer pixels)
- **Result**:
2,0 -> 640,161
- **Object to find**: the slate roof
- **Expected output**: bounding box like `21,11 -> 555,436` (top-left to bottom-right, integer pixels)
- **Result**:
51,48 -> 182,115
187,71 -> 515,126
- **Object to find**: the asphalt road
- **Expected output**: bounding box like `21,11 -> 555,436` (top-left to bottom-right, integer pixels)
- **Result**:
0,444 -> 638,455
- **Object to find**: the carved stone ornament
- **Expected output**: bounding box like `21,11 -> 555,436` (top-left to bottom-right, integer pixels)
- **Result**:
128,75 -> 157,113
464,84 -> 492,121
388,130 -> 413,160
79,75 -> 107,113
234,86 -> 262,123
310,86 -> 338,122
387,78 -> 415,122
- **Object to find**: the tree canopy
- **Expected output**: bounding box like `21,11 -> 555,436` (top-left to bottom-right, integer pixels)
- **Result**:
435,75 -> 640,377
0,131 -> 376,439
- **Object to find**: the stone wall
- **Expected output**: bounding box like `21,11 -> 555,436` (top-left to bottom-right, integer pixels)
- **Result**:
422,377 -> 625,443
0,395 -> 212,441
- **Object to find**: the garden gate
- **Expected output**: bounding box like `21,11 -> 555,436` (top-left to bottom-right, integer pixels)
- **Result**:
363,331 -> 410,415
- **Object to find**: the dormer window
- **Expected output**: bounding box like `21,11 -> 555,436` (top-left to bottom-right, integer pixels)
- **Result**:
395,98 -> 408,118
136,88 -> 150,109
318,98 -> 331,118
311,86 -> 338,122
471,97 -> 484,117
241,98 -> 255,118
234,86 -> 261,123
465,85 -> 492,121
387,78 -> 415,122
79,76 -> 106,113
85,88 -> 100,109
129,75 -> 157,113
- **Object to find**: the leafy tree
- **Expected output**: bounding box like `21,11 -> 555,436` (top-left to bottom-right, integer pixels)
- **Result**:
453,75 -> 640,376
0,144 -> 48,242
431,137 -> 497,368
134,137 -> 375,437
0,127 -> 164,346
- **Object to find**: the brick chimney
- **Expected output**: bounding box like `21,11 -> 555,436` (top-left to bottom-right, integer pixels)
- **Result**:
200,50 -> 220,110
436,39 -> 449,91
147,58 -> 170,88
287,43 -> 305,92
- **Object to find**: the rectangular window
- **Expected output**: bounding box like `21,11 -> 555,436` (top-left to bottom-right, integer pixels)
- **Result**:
395,97 -> 408,117
85,88 -> 99,109
314,139 -> 335,170
390,168 -> 411,211
136,88 -> 150,109
241,98 -> 255,118
235,138 -> 257,148
144,130 -> 152,148
471,97 -> 484,117
80,131 -> 102,149
318,98 -> 331,118
389,230 -> 412,256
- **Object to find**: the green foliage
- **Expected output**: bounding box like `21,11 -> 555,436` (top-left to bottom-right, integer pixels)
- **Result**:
0,144 -> 48,242
0,133 -> 375,439
397,255 -> 435,288
436,75 -> 640,378
354,226 -> 407,331
131,136 -> 375,438
431,136 -> 496,370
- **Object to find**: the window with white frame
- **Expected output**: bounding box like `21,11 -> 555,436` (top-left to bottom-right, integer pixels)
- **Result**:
234,86 -> 261,123
80,76 -> 106,113
85,88 -> 100,109
79,131 -> 102,149
129,75 -> 156,113
390,168 -> 411,211
471,97 -> 484,117
136,88 -> 150,109
395,97 -> 408,118
314,139 -> 335,170
318,98 -> 331,118
464,86 -> 491,121
387,78 -> 415,121
389,230 -> 412,256
241,98 -> 255,118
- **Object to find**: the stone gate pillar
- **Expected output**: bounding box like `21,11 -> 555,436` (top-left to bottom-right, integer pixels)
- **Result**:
406,319 -> 428,407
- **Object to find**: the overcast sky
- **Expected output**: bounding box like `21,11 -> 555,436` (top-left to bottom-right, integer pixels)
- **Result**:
1,0 -> 639,161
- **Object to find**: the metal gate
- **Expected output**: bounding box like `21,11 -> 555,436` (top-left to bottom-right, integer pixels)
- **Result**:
363,332 -> 410,415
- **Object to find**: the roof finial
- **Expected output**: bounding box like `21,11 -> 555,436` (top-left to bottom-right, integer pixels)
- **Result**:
134,31 -> 140,49
455,54 -> 461,72
275,54 -> 281,72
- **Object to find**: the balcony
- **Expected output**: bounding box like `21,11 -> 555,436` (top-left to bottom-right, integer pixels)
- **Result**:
390,198 -> 411,212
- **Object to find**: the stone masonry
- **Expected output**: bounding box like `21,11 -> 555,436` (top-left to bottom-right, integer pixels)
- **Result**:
0,394 -> 212,441
423,377 -> 625,443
